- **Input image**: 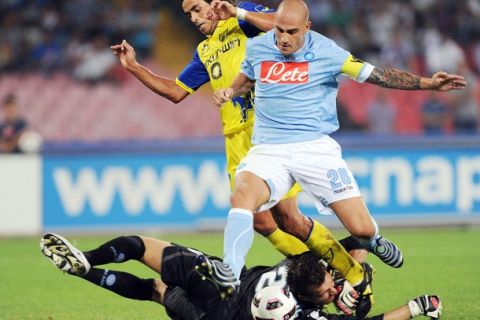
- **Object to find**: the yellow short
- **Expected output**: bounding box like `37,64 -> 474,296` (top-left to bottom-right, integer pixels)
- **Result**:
224,126 -> 302,199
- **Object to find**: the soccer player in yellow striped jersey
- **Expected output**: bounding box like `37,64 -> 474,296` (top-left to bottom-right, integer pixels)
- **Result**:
176,1 -> 272,136
111,1 -> 369,289
112,0 -> 307,252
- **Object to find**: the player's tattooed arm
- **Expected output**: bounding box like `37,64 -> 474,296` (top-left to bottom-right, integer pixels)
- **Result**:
366,67 -> 467,91
366,67 -> 421,90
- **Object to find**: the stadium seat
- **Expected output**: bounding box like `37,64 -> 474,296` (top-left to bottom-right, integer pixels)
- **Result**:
3,69 -> 477,143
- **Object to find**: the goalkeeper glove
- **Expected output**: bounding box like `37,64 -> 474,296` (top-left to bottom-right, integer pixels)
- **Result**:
408,295 -> 442,319
334,279 -> 359,315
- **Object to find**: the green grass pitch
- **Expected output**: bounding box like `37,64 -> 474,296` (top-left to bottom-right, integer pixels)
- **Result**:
1,227 -> 479,319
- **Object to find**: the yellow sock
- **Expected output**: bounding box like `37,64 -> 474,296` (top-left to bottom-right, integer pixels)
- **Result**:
305,220 -> 364,286
266,228 -> 309,256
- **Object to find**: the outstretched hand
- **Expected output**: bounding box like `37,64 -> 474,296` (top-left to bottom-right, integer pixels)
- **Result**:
431,71 -> 467,91
213,88 -> 234,107
110,40 -> 137,69
207,0 -> 236,21
408,295 -> 442,319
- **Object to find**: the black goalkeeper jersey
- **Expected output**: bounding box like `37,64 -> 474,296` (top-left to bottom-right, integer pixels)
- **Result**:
209,259 -> 383,320
220,261 -> 289,320
163,244 -> 379,320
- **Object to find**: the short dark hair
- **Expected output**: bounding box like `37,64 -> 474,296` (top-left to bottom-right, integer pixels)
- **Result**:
286,252 -> 326,301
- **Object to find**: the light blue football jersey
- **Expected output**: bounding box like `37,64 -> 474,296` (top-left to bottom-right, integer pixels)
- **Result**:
241,29 -> 373,144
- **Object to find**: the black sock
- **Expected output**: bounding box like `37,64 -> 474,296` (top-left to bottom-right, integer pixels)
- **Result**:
83,236 -> 145,266
82,268 -> 154,301
164,286 -> 207,320
339,235 -> 364,251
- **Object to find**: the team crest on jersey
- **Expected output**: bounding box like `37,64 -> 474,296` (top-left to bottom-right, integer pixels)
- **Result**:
260,61 -> 309,84
201,43 -> 209,55
304,52 -> 315,60
211,62 -> 222,79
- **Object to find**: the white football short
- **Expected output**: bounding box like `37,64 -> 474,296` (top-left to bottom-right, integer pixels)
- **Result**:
236,135 -> 361,212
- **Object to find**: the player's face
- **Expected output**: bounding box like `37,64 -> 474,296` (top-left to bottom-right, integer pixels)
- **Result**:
182,0 -> 217,36
306,272 -> 337,305
274,14 -> 311,55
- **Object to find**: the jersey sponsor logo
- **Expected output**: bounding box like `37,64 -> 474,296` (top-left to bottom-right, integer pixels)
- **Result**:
218,28 -> 235,42
204,38 -> 241,68
333,185 -> 354,194
275,55 -> 296,61
260,61 -> 309,84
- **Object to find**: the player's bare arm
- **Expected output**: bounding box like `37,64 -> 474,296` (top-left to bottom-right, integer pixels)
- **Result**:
208,0 -> 275,32
213,73 -> 254,107
111,40 -> 189,103
366,67 -> 467,91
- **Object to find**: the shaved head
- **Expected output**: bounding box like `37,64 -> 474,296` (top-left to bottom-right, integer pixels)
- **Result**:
277,0 -> 309,25
274,0 -> 311,55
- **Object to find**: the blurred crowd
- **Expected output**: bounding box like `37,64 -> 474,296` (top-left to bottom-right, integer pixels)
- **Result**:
263,0 -> 480,134
3,0 -> 480,77
1,0 -> 479,138
0,0 -> 162,82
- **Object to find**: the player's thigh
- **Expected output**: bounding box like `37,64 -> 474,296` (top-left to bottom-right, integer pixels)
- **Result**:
152,279 -> 167,304
236,144 -> 294,212
140,236 -> 173,273
271,196 -> 310,235
233,171 -> 271,210
253,193 -> 303,236
161,246 -> 220,292
225,127 -> 253,192
161,246 -> 222,309
270,195 -> 304,224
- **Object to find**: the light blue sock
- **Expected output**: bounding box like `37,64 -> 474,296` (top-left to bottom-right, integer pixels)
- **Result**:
223,208 -> 254,281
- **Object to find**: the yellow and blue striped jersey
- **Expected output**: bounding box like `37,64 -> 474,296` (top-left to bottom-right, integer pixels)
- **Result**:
176,2 -> 273,136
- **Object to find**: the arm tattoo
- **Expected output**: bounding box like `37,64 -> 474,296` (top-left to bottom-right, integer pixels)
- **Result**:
366,67 -> 421,90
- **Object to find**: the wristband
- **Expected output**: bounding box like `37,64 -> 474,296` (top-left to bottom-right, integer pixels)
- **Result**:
236,8 -> 247,20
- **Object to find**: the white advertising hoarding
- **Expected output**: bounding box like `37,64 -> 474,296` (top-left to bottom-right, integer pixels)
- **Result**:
0,155 -> 41,235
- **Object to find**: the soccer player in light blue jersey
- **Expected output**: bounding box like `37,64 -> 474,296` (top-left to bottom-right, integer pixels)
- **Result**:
113,1 -> 378,306
212,0 -> 466,300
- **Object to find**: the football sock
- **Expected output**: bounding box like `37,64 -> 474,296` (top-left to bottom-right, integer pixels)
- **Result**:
339,235 -> 364,252
164,286 -> 207,320
82,268 -> 154,300
83,235 -> 145,266
304,219 -> 364,286
266,228 -> 309,256
223,208 -> 254,281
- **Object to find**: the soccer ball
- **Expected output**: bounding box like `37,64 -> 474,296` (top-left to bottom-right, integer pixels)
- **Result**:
251,286 -> 297,320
